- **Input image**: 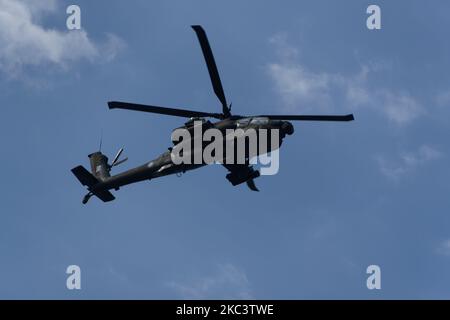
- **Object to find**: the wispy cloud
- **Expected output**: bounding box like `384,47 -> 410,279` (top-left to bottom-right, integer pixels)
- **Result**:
167,263 -> 253,299
380,91 -> 424,125
0,0 -> 125,77
436,89 -> 450,107
376,145 -> 442,181
436,239 -> 450,256
267,34 -> 424,125
268,63 -> 331,111
268,33 -> 300,61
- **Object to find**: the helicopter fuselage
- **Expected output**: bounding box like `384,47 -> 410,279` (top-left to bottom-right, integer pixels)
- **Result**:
91,117 -> 294,192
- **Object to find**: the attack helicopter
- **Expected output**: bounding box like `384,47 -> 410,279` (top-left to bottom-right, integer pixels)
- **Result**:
72,25 -> 354,204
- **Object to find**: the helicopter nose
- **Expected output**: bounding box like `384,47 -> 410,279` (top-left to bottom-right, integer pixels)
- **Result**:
281,121 -> 294,135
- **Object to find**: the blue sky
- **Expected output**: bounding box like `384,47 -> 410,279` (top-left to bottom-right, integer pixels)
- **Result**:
0,0 -> 449,299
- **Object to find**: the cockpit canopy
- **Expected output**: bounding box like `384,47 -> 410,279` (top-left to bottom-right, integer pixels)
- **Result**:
184,117 -> 207,127
236,117 -> 269,128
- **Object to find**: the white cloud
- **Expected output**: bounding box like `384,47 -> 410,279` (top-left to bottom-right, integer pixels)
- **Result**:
268,33 -> 299,60
0,0 -> 124,76
376,145 -> 442,181
167,263 -> 253,299
343,66 -> 371,107
436,89 -> 450,107
267,35 -> 424,125
99,33 -> 126,62
381,91 -> 424,125
436,240 -> 450,256
19,0 -> 57,16
268,63 -> 331,111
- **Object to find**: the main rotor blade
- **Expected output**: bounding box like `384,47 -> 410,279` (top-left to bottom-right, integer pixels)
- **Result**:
260,114 -> 355,121
108,101 -> 224,119
191,25 -> 230,117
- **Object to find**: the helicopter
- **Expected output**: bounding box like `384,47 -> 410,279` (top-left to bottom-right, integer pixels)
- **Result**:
71,25 -> 354,204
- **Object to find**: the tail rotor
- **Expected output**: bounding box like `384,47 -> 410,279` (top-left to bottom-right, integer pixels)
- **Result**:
109,148 -> 128,170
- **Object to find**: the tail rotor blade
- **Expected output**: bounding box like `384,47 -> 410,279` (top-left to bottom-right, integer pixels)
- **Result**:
112,157 -> 128,167
111,148 -> 124,166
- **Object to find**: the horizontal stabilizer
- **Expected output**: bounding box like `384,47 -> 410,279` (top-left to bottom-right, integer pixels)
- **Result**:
71,165 -> 115,203
92,189 -> 115,202
71,165 -> 98,187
